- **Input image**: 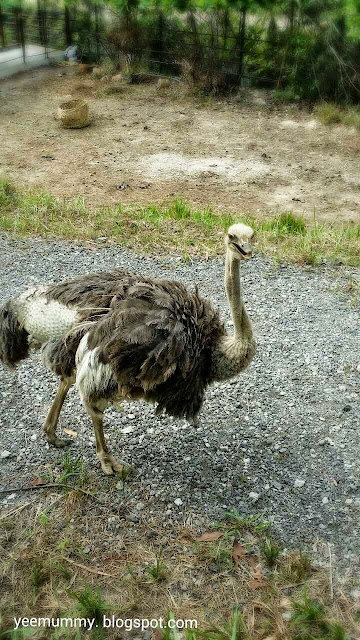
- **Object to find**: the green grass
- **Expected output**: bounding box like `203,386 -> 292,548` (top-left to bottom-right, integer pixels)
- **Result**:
0,176 -> 360,266
145,552 -> 168,582
290,591 -> 350,640
57,453 -> 84,485
314,102 -> 360,131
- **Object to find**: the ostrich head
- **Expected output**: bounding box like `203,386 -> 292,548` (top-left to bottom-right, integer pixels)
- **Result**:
225,223 -> 254,260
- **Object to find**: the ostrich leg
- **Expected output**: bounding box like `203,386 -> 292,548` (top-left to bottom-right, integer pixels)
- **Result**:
84,399 -> 127,475
43,378 -> 72,447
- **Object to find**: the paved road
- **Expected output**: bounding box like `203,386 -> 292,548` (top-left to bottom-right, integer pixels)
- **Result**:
0,44 -> 64,79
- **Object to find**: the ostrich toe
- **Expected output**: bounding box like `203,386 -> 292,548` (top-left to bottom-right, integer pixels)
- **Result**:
98,453 -> 129,476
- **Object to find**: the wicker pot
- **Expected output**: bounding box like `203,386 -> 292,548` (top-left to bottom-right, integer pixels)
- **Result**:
78,63 -> 92,74
57,99 -> 90,129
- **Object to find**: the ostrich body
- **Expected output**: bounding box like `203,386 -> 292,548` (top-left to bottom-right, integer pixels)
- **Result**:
0,224 -> 256,474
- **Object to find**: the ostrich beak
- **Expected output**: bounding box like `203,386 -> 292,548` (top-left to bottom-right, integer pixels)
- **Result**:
239,242 -> 253,259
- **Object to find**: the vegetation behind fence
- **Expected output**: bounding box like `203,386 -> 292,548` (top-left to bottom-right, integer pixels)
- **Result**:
1,0 -> 360,102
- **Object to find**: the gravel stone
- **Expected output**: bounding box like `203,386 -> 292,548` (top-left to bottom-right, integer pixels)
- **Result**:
0,235 -> 359,573
294,479 -> 306,488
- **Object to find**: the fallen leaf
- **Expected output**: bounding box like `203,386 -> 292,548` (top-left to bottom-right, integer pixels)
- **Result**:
30,477 -> 46,486
232,539 -> 246,566
196,531 -> 224,542
63,428 -> 78,438
249,578 -> 266,590
248,554 -> 260,568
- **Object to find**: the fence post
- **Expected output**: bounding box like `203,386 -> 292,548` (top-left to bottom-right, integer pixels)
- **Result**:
37,0 -> 45,46
20,8 -> 25,63
237,6 -> 246,82
0,4 -> 5,48
94,2 -> 101,62
13,5 -> 26,63
64,5 -> 72,46
157,10 -> 164,73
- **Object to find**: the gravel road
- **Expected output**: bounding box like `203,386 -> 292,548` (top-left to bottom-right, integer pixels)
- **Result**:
0,234 -> 359,570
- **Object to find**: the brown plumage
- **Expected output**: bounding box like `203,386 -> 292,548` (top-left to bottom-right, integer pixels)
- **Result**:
0,223 -> 256,475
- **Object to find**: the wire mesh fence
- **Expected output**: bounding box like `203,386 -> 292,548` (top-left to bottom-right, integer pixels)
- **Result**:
1,2 -> 359,101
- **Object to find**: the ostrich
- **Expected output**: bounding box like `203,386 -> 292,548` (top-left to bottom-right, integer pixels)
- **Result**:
0,223 -> 256,475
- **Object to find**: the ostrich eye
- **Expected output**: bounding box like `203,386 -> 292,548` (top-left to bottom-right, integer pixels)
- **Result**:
228,233 -> 235,241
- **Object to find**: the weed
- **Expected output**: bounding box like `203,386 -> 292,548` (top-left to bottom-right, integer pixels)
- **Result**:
290,590 -> 350,639
0,174 -> 18,208
145,552 -> 168,582
260,536 -> 282,568
314,103 -> 343,125
117,465 -> 133,482
262,212 -> 306,235
196,537 -> 234,571
220,509 -> 270,535
197,609 -> 248,640
67,585 -> 111,626
285,551 -> 313,582
57,453 -> 84,485
314,103 -> 360,131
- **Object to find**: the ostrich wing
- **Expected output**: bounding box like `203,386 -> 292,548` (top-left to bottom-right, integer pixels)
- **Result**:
87,280 -> 225,420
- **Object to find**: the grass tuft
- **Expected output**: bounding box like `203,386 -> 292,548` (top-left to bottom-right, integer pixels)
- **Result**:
314,103 -> 360,131
260,536 -> 282,568
262,212 -> 306,235
145,552 -> 168,582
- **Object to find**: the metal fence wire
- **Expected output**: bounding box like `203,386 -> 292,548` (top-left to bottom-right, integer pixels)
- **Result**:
0,3 -> 284,88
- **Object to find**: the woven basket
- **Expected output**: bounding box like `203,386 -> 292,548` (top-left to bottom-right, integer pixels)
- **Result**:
57,99 -> 90,129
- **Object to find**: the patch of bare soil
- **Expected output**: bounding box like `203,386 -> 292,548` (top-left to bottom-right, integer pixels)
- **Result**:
1,66 -> 360,222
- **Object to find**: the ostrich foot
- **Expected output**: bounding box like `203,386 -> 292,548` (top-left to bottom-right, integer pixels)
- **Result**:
45,433 -> 70,448
98,453 -> 131,476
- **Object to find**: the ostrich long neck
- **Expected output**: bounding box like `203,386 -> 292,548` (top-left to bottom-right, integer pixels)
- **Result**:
225,249 -> 252,341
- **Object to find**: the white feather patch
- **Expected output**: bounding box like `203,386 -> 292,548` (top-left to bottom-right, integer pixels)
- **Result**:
14,287 -> 80,343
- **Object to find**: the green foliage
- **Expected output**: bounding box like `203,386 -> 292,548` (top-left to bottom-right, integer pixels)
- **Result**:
290,591 -> 350,639
145,552 -> 168,582
195,609 -> 249,640
260,536 -> 282,568
262,213 -> 306,235
67,585 -> 111,626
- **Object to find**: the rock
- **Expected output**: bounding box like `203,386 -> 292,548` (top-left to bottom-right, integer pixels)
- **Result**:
322,496 -> 329,505
1,451 -> 11,459
127,515 -> 140,523
294,479 -> 305,488
92,67 -> 104,78
31,433 -> 37,441
249,491 -> 260,502
282,612 -> 292,621
112,73 -> 124,83
83,546 -> 90,554
157,78 -> 171,89
174,498 -> 183,506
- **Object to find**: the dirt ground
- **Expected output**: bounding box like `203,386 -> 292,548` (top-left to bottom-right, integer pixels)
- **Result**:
1,65 -> 360,223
